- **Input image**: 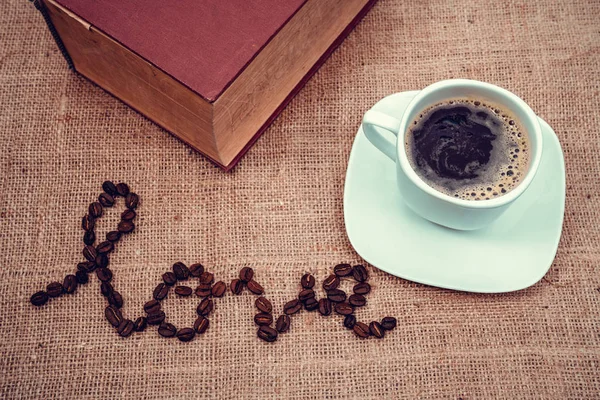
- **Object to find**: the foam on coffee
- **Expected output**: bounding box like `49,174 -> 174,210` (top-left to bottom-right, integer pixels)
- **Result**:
405,99 -> 530,200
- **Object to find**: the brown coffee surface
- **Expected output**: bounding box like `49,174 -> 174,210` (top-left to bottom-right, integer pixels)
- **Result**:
405,99 -> 530,200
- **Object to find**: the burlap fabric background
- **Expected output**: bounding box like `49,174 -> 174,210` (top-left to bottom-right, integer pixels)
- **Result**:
1,0 -> 599,398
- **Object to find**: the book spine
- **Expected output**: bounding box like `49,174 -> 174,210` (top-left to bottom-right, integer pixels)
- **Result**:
31,0 -> 75,70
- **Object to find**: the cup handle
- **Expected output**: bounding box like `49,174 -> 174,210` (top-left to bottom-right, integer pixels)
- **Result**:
361,110 -> 402,161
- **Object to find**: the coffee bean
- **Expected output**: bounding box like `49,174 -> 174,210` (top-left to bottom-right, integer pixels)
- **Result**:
230,279 -> 243,295
153,283 -> 169,300
196,297 -> 213,316
211,281 -> 226,297
353,322 -> 370,338
304,297 -> 318,311
30,291 -> 48,306
189,263 -> 204,277
199,271 -> 214,285
334,302 -> 354,316
82,214 -> 95,232
162,272 -> 177,286
46,282 -> 63,297
247,280 -> 264,295
255,297 -> 272,313
276,315 -> 290,333
62,274 -> 77,294
323,274 -> 340,291
102,181 -> 117,196
89,202 -> 103,218
83,230 -> 95,246
301,273 -> 315,289
369,321 -> 385,338
176,327 -> 195,342
349,294 -> 366,307
158,322 -> 177,338
75,270 -> 88,284
99,254 -> 112,272
147,310 -> 165,325
117,319 -> 135,337
195,283 -> 212,297
116,182 -> 130,197
334,263 -> 353,277
108,291 -> 123,308
121,209 -> 136,221
352,265 -> 369,282
318,298 -> 332,316
144,299 -> 161,314
343,314 -> 357,329
98,192 -> 115,207
117,220 -> 134,233
106,231 -> 121,242
283,299 -> 302,315
95,254 -> 109,269
257,325 -> 278,342
353,282 -> 371,295
239,267 -> 254,282
77,261 -> 96,273
194,316 -> 209,334
96,241 -> 114,254
175,285 -> 192,297
96,267 -> 113,282
381,317 -> 397,331
125,193 -> 139,209
100,282 -> 114,297
105,306 -> 122,327
83,245 -> 97,262
92,251 -> 106,266
172,262 -> 190,281
254,312 -> 273,326
298,289 -> 315,302
327,289 -> 346,303
133,317 -> 147,332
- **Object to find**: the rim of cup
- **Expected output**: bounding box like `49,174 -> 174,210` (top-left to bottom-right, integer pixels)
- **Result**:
396,79 -> 543,209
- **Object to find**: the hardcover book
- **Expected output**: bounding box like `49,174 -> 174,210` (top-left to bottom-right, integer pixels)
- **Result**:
35,0 -> 377,170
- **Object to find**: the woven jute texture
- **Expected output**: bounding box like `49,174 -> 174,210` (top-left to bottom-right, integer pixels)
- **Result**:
1,0 -> 599,398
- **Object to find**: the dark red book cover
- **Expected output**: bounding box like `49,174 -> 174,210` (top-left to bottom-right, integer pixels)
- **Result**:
54,0 -> 307,101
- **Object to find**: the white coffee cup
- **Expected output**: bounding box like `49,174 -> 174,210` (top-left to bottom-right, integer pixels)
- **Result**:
361,79 -> 543,230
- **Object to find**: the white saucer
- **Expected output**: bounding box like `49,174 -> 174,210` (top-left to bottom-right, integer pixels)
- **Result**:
344,91 -> 565,293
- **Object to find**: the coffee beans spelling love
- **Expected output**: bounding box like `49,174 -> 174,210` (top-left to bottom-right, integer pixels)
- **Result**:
133,317 -> 147,332
257,326 -> 278,342
162,272 -> 177,286
380,317 -> 397,331
323,274 -> 340,291
175,286 -> 193,297
369,321 -> 385,338
318,298 -> 332,316
29,181 -> 396,344
246,280 -> 264,295
254,312 -> 273,326
276,315 -> 290,333
195,283 -> 212,298
158,322 -> 177,338
117,319 -> 135,337
255,297 -> 272,313
176,327 -> 195,342
284,299 -> 302,315
211,281 -> 227,297
300,273 -> 315,289
194,316 -> 209,334
173,262 -> 190,281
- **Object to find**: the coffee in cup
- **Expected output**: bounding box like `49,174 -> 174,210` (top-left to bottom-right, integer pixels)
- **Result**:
361,79 -> 543,230
405,99 -> 530,201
